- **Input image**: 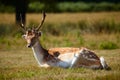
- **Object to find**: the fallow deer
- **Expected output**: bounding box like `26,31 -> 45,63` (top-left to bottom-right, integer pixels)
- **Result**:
19,12 -> 110,70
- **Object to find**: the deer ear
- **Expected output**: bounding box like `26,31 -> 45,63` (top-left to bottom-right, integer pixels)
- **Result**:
38,31 -> 42,36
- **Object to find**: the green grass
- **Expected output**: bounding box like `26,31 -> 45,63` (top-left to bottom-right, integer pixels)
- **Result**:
0,20 -> 120,50
0,33 -> 120,50
0,12 -> 120,79
0,49 -> 120,80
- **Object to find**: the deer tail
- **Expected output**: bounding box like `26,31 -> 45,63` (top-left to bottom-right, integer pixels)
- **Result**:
100,56 -> 111,70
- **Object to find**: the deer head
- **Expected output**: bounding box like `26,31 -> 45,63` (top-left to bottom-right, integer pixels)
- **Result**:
20,12 -> 46,48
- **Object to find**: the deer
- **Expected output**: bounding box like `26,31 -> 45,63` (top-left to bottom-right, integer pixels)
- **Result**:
19,12 -> 110,70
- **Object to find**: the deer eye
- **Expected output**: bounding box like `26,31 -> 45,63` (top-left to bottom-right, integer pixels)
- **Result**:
22,35 -> 26,39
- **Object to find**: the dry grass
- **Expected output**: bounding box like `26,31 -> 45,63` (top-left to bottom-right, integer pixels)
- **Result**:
0,12 -> 120,79
0,49 -> 120,80
0,12 -> 120,25
0,13 -> 14,24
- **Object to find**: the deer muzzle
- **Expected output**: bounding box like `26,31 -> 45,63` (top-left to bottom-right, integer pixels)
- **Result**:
27,43 -> 32,48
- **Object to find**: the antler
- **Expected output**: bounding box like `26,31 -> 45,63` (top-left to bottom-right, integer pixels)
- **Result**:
36,11 -> 46,31
19,14 -> 26,31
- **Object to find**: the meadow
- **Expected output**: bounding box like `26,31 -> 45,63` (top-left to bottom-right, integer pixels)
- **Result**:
0,12 -> 120,80
0,49 -> 120,80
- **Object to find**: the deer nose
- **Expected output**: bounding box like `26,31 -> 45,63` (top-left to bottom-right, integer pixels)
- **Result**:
27,44 -> 32,48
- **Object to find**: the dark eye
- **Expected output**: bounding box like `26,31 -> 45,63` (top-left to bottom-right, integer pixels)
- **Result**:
22,35 -> 26,39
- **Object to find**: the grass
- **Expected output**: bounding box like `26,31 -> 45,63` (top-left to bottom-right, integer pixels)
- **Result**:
0,12 -> 120,50
0,33 -> 120,50
27,12 -> 120,24
0,12 -> 120,24
0,49 -> 120,80
0,12 -> 120,79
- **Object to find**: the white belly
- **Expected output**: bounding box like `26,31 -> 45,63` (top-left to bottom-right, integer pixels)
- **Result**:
57,52 -> 76,68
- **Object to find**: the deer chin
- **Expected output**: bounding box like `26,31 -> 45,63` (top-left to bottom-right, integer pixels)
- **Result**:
27,41 -> 37,48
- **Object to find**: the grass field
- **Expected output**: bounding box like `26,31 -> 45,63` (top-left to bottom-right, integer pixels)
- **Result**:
0,49 -> 120,80
0,12 -> 120,80
0,12 -> 120,24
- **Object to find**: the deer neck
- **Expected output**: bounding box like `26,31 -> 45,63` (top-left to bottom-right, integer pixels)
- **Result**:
31,39 -> 49,66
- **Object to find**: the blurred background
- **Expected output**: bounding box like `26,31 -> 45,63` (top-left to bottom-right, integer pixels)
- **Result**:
0,0 -> 120,50
0,0 -> 120,80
